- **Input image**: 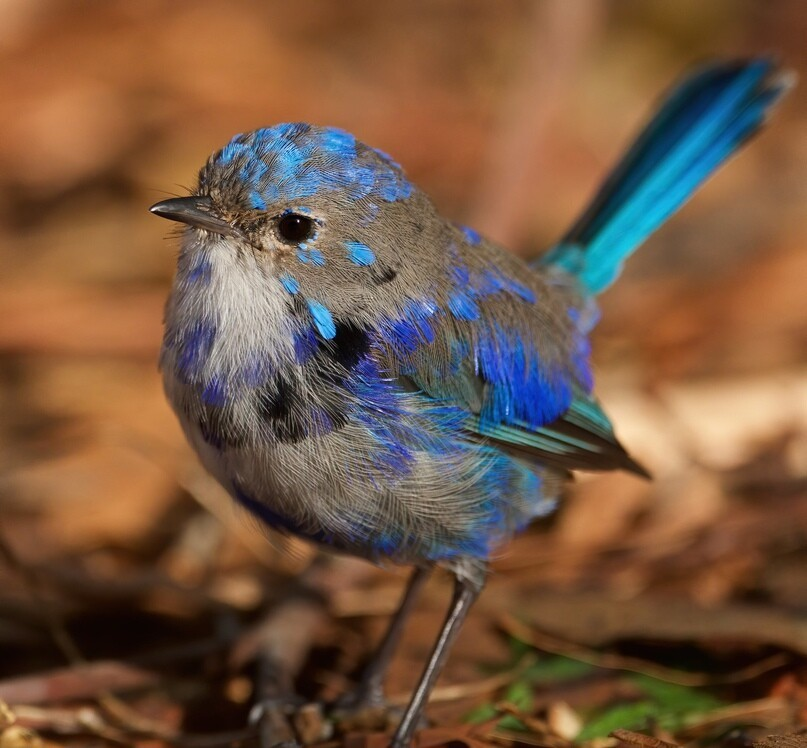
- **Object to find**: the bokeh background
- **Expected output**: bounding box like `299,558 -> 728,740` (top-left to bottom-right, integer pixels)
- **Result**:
0,1 -> 806,746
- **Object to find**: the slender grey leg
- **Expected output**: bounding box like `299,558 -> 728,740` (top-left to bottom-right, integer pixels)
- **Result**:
390,570 -> 484,748
341,566 -> 431,709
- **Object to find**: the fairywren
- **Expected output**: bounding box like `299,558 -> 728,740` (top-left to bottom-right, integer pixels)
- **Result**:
150,59 -> 791,747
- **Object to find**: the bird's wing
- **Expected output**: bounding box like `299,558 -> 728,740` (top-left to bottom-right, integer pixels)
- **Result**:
373,241 -> 647,477
470,392 -> 649,477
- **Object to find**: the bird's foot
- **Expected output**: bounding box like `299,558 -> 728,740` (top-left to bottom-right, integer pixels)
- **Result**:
331,684 -> 392,732
333,679 -> 387,712
248,695 -> 308,748
331,686 -> 429,736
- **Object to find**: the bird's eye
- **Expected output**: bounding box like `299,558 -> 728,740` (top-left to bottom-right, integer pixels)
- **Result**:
277,213 -> 314,243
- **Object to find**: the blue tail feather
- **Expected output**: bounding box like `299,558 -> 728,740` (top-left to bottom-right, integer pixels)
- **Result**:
540,58 -> 793,295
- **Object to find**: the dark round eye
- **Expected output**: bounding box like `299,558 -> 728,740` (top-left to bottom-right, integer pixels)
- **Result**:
277,213 -> 314,243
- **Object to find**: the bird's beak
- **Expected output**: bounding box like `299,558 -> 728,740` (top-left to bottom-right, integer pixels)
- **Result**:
149,196 -> 239,238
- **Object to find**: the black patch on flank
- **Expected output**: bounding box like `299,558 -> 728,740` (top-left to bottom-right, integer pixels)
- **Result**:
369,263 -> 397,285
255,370 -> 351,444
256,373 -> 308,444
323,320 -> 372,371
241,318 -> 372,445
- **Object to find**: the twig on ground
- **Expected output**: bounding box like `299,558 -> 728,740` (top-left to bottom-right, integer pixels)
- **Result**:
501,612 -> 791,686
610,728 -> 681,748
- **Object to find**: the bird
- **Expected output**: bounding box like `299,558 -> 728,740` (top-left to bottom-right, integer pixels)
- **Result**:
150,59 -> 792,748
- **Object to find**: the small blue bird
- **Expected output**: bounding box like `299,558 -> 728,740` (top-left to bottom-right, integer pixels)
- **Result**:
150,59 -> 791,747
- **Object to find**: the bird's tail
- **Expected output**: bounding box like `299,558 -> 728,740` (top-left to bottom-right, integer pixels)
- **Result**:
539,58 -> 794,295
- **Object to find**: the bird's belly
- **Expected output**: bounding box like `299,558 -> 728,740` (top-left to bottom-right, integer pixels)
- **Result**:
179,415 -> 319,529
166,375 -> 558,564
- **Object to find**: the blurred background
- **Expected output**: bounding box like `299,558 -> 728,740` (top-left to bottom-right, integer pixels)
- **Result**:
0,1 -> 805,746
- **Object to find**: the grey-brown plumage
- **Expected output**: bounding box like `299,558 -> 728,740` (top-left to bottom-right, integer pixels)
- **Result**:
150,59 -> 791,748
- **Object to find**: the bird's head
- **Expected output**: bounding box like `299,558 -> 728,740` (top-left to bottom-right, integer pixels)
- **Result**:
151,124 -> 456,335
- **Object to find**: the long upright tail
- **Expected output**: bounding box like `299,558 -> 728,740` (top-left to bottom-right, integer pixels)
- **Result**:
539,58 -> 794,295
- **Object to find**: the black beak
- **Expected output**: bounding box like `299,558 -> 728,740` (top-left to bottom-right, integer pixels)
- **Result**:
149,196 -> 239,238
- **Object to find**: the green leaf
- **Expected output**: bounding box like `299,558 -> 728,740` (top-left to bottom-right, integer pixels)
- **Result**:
503,679 -> 534,711
467,651 -> 593,729
628,674 -> 723,714
464,703 -> 499,724
577,675 -> 726,741
576,701 -> 660,741
465,678 -> 536,730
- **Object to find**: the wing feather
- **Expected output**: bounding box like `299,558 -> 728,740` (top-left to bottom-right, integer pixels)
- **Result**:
374,230 -> 645,477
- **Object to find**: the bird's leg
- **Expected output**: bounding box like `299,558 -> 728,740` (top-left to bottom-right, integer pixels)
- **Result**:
390,566 -> 485,748
339,566 -> 431,711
